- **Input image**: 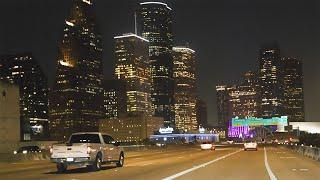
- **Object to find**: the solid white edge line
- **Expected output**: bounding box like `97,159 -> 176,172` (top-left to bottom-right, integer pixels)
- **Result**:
264,147 -> 277,180
162,149 -> 242,180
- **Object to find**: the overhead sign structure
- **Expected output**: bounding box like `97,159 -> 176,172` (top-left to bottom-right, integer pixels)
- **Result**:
232,116 -> 288,127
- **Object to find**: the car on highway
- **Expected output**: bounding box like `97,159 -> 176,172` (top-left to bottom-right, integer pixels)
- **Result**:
13,146 -> 42,154
226,140 -> 234,144
50,132 -> 124,173
244,141 -> 258,151
200,142 -> 215,150
156,143 -> 166,147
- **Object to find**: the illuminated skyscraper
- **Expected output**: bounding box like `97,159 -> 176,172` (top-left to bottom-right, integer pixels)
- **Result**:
216,72 -> 260,129
173,46 -> 197,131
258,42 -> 284,118
102,80 -> 127,119
49,0 -> 103,140
216,85 -> 230,129
139,2 -> 175,127
229,72 -> 260,119
0,53 -> 48,140
282,57 -> 305,122
114,33 -> 152,116
196,99 -> 207,128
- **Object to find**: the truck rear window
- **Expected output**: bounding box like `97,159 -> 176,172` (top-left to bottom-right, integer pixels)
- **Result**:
69,134 -> 101,143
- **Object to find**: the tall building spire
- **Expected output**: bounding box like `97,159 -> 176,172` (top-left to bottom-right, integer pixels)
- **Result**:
134,11 -> 137,35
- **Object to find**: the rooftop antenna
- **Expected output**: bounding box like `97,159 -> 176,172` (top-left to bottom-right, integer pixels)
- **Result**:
134,11 -> 137,35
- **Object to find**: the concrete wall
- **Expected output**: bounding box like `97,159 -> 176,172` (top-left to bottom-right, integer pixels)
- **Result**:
0,81 -> 20,153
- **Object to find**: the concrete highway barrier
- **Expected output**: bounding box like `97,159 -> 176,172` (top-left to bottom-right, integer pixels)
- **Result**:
0,144 -> 162,163
286,144 -> 320,161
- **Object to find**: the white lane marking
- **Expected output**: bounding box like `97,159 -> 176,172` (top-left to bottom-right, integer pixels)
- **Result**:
300,169 -> 309,171
142,162 -> 153,166
215,148 -> 231,151
279,156 -> 296,159
264,147 -> 277,180
290,168 -> 309,172
125,162 -> 154,167
162,149 -> 242,180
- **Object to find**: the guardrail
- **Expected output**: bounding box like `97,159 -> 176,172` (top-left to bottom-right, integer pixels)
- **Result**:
286,145 -> 320,161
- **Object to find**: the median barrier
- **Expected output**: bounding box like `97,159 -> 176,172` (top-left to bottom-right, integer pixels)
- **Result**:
0,145 -> 154,163
286,145 -> 320,161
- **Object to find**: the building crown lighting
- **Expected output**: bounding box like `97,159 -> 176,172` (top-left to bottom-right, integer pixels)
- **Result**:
140,2 -> 172,10
173,47 -> 195,53
65,20 -> 74,27
114,33 -> 149,42
82,0 -> 92,5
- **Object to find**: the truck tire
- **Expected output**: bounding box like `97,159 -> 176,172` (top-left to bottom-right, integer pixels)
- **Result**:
57,163 -> 67,173
89,154 -> 102,171
116,152 -> 124,167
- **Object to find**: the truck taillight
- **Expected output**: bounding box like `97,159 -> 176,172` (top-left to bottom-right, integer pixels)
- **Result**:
87,146 -> 92,154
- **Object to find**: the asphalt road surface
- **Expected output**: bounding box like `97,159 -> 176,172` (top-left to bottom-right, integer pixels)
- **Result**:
0,145 -> 320,180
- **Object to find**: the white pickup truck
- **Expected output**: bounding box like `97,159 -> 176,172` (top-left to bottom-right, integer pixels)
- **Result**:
50,132 -> 124,173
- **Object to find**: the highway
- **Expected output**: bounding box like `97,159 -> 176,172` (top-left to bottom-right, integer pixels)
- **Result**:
0,145 -> 320,180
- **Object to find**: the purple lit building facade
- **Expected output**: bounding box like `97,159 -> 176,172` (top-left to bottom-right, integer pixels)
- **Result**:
227,121 -> 250,138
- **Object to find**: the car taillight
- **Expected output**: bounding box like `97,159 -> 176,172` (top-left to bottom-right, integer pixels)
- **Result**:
87,146 -> 91,154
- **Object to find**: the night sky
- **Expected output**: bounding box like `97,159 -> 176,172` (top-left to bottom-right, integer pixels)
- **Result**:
0,0 -> 319,125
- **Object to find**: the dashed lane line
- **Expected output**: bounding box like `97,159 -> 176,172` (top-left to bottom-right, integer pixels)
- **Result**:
162,149 -> 242,180
279,156 -> 296,159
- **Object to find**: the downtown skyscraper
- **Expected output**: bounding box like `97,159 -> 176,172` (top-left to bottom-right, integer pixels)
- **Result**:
258,42 -> 284,118
49,0 -> 103,140
216,72 -> 260,129
216,85 -> 230,129
173,46 -> 197,131
228,71 -> 260,119
114,33 -> 152,116
102,79 -> 127,119
196,99 -> 208,128
282,57 -> 305,122
139,2 -> 175,127
0,53 -> 48,140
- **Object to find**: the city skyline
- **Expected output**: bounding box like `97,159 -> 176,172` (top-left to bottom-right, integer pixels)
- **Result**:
1,1 -> 320,179
0,0 -> 319,125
